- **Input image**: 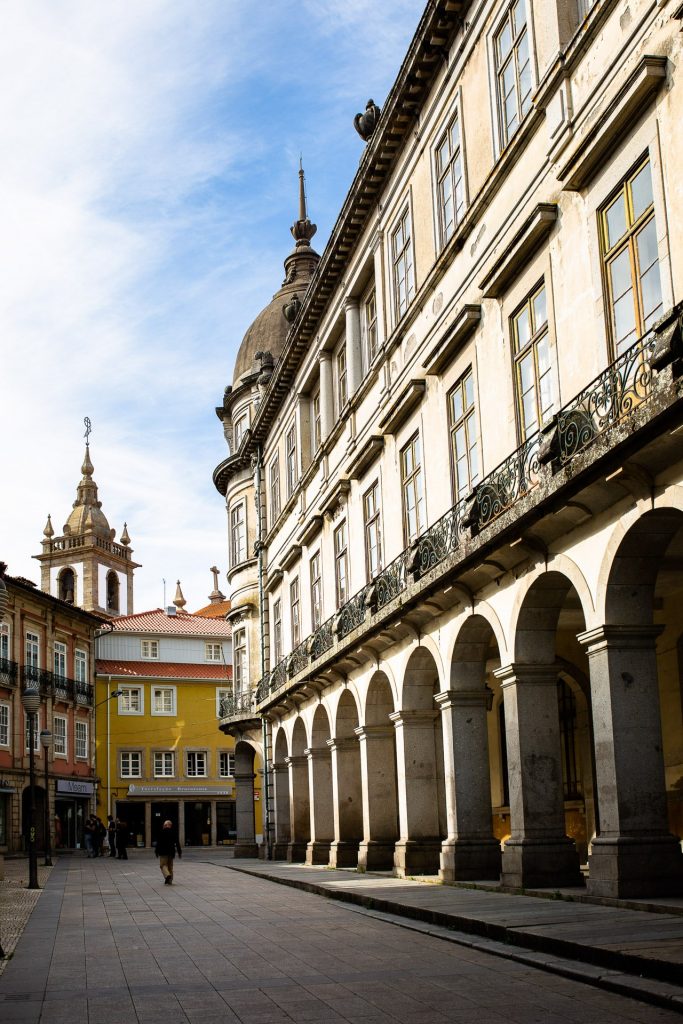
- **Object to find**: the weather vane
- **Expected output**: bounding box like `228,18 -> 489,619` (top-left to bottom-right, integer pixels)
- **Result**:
84,416 -> 92,445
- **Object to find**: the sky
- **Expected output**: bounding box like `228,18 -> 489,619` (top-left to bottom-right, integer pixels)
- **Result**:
0,0 -> 420,613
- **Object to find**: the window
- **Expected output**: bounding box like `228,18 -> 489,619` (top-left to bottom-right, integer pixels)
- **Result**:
25,711 -> 41,752
230,502 -> 247,567
290,578 -> 301,648
186,751 -> 207,777
233,628 -> 246,694
74,649 -> 88,683
273,598 -> 282,664
391,207 -> 415,320
435,110 -> 465,247
363,482 -> 382,581
205,642 -> 222,663
512,281 -> 555,439
216,687 -> 231,717
401,434 -> 425,543
75,719 -> 88,759
0,622 -> 9,661
285,424 -> 298,498
334,521 -> 349,608
336,345 -> 348,413
0,703 -> 9,747
448,369 -> 480,498
494,1 -> 532,149
310,552 -> 323,630
53,641 -> 67,679
219,751 -> 235,778
119,687 -> 143,714
25,631 -> 40,669
269,455 -> 281,525
577,0 -> 596,19
152,687 -> 176,716
120,751 -> 141,778
600,157 -> 663,357
363,287 -> 378,367
106,571 -> 120,613
154,751 -> 175,778
233,412 -> 248,448
53,715 -> 67,757
312,389 -> 322,453
141,639 -> 159,660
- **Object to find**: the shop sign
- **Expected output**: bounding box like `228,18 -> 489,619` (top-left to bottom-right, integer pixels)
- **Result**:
0,778 -> 16,792
56,779 -> 95,796
127,784 -> 233,796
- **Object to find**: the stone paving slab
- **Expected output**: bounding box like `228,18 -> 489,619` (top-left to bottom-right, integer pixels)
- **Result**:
0,859 -> 54,976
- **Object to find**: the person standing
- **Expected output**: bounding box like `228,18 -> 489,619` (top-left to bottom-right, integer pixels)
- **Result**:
84,816 -> 95,857
107,815 -> 117,858
155,820 -> 181,884
115,818 -> 128,860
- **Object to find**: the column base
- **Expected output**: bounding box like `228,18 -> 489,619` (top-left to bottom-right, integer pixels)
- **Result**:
357,840 -> 395,872
272,841 -> 289,860
440,838 -> 502,882
328,839 -> 360,868
286,841 -> 308,863
305,840 -> 332,865
501,837 -> 583,889
393,838 -> 441,877
588,835 -> 683,898
233,842 -> 259,859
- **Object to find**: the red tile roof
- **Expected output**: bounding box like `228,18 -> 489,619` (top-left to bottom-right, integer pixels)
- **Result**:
193,600 -> 231,619
109,608 -> 232,636
96,660 -> 232,681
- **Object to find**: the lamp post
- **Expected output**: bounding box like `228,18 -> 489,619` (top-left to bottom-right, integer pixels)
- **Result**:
39,730 -> 52,866
21,686 -> 41,890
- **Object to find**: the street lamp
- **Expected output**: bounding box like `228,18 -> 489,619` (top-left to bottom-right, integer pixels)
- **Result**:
21,686 -> 41,890
39,730 -> 52,866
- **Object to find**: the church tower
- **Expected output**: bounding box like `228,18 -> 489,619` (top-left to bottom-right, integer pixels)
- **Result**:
34,431 -> 140,616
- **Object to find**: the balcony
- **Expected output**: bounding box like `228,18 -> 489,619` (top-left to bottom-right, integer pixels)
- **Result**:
21,665 -> 94,706
218,690 -> 261,731
233,307 -> 682,721
0,657 -> 19,688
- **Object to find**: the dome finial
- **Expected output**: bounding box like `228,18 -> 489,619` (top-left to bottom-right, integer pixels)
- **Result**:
121,522 -> 131,546
43,514 -> 54,539
290,160 -> 317,246
173,580 -> 187,610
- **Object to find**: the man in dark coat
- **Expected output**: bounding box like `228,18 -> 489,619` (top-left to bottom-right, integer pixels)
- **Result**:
107,815 -> 117,857
115,818 -> 128,860
155,820 -> 182,884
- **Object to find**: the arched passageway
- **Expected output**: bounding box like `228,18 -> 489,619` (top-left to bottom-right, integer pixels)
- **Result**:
272,728 -> 290,860
286,717 -> 310,862
329,690 -> 363,868
233,741 -> 258,858
358,673 -> 398,871
306,705 -> 334,864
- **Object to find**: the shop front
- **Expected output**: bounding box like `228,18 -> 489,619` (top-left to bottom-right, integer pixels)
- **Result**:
55,778 -> 94,850
125,783 -> 236,847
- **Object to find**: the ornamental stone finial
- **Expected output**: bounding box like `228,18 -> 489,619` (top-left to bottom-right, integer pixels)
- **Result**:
354,99 -> 381,141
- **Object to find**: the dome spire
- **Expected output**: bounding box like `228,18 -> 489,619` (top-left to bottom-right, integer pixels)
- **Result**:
290,159 -> 317,247
173,580 -> 187,610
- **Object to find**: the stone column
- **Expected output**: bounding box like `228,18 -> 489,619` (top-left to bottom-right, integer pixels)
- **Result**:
391,710 -> 442,876
318,352 -> 334,441
144,801 -> 152,848
328,736 -> 362,867
305,746 -> 334,865
271,760 -> 290,860
233,769 -> 258,858
436,689 -> 501,881
177,800 -> 185,847
344,297 -> 362,395
355,725 -> 398,871
494,665 -> 581,888
210,800 -> 217,847
578,626 -> 683,897
285,755 -> 310,862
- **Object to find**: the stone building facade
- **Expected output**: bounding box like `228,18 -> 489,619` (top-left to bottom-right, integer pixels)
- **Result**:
215,0 -> 683,897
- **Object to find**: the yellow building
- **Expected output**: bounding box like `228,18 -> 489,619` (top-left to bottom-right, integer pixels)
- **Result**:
95,598 -> 260,848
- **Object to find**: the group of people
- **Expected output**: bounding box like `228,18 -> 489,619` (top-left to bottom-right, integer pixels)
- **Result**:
83,814 -> 128,859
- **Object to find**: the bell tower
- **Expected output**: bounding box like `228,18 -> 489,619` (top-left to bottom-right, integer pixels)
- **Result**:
33,420 -> 140,616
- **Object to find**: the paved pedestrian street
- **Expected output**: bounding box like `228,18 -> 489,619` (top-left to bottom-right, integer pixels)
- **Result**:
1,851 -> 681,1024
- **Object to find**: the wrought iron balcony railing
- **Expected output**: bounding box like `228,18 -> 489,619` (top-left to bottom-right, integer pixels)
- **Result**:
21,665 -> 94,706
247,314 -> 680,714
219,690 -> 256,719
0,657 -> 18,687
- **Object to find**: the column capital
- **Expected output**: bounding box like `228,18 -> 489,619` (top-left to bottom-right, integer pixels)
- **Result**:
344,295 -> 360,312
435,689 -> 489,709
270,760 -> 288,773
389,709 -> 439,725
284,755 -> 308,768
305,745 -> 332,761
493,663 -> 561,688
354,724 -> 395,740
577,624 -> 664,654
318,350 -> 332,365
326,736 -> 359,752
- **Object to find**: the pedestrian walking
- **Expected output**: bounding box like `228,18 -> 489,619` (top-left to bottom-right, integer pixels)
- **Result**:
93,816 -> 105,857
155,820 -> 181,884
115,817 -> 128,860
107,815 -> 117,858
84,816 -> 95,857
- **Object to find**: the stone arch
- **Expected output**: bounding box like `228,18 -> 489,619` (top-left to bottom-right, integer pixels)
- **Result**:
287,717 -> 310,861
291,716 -> 308,756
58,567 -> 76,605
604,507 -> 683,624
401,646 -> 441,710
306,704 -> 334,865
106,570 -> 120,613
512,569 -> 591,665
233,741 -> 257,858
329,688 -> 363,867
358,671 -> 399,871
272,727 -> 290,859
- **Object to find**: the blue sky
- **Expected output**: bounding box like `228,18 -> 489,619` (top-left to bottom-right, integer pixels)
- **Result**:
0,1 -> 420,612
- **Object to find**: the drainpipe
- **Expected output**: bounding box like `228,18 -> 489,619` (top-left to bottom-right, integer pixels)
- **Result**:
253,445 -> 272,859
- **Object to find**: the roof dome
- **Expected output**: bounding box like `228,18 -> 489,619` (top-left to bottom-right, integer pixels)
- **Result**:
61,444 -> 112,538
232,164 -> 319,389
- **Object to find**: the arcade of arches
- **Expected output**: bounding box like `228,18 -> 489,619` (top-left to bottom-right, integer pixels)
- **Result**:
233,507 -> 683,898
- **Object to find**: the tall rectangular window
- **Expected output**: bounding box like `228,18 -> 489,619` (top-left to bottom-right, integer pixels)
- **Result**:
312,389 -> 322,453
74,649 -> 87,683
53,715 -> 67,756
230,502 -> 247,566
152,687 -> 175,715
512,281 -> 555,439
219,751 -> 235,777
435,111 -> 464,247
25,631 -> 40,669
233,412 -> 248,449
120,751 -> 141,778
25,711 -> 41,752
336,345 -> 348,414
363,287 -> 378,367
269,455 -> 281,525
0,703 -> 9,747
154,751 -> 175,777
285,424 -> 298,498
233,628 -> 246,693
272,598 -> 282,664
186,751 -> 207,777
53,641 -> 67,679
401,434 -> 425,544
363,482 -> 382,581
75,720 -> 88,759
334,521 -> 349,608
494,1 -> 532,149
392,208 -> 415,320
600,157 -> 663,357
449,369 -> 480,498
290,578 -> 300,648
0,623 -> 9,661
310,552 -> 322,630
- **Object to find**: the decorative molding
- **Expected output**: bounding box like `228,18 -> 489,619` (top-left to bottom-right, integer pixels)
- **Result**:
280,543 -> 302,572
265,567 -> 284,594
378,379 -> 427,435
318,479 -> 351,519
422,305 -> 481,374
296,514 -> 323,547
345,435 -> 385,479
479,204 -> 558,299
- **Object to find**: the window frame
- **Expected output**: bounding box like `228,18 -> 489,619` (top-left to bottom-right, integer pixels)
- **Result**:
140,639 -> 159,660
230,500 -> 247,567
363,481 -> 383,582
233,627 -> 247,694
336,343 -> 348,416
400,432 -> 425,545
74,648 -> 88,683
53,714 -> 67,757
290,577 -> 301,648
448,368 -> 480,500
434,105 -> 466,249
269,454 -> 281,526
216,686 -> 232,717
151,686 -> 176,717
219,751 -> 235,778
311,388 -> 322,454
118,686 -> 143,715
233,411 -> 248,449
24,710 -> 41,752
362,285 -> 378,369
25,631 -> 40,670
310,551 -> 323,630
53,640 -> 67,680
0,622 -> 10,661
492,0 -> 533,152
186,750 -> 208,778
285,422 -> 298,498
120,750 -> 142,778
391,204 -> 416,322
272,597 -> 282,664
334,520 -> 349,608
75,719 -> 88,760
511,279 -> 556,441
0,702 -> 10,748
205,642 -> 223,663
153,750 -> 175,778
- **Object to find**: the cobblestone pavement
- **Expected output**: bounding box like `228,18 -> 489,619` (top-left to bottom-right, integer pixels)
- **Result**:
0,858 -> 54,977
1,850 -> 682,1024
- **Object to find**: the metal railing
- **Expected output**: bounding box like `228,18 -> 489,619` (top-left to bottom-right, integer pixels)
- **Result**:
0,657 -> 18,687
472,432 -> 542,531
21,665 -> 94,705
219,691 -> 256,719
